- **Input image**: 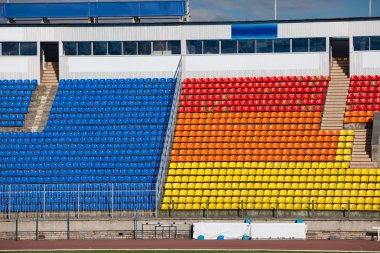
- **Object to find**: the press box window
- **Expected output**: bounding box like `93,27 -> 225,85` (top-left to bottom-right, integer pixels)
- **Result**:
370,36 -> 380,50
292,38 -> 309,52
123,42 -> 137,55
2,42 -> 20,56
238,40 -> 254,53
20,42 -> 37,56
108,42 -> 122,55
309,38 -> 326,52
78,42 -> 91,55
138,41 -> 152,55
167,41 -> 181,54
93,42 -> 107,55
63,42 -> 77,55
256,39 -> 273,53
353,37 -> 369,51
221,40 -> 237,54
203,40 -> 219,54
187,40 -> 202,54
274,39 -> 290,53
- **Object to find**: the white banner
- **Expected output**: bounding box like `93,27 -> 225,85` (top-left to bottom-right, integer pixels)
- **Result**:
250,223 -> 307,240
193,222 -> 307,240
192,223 -> 251,240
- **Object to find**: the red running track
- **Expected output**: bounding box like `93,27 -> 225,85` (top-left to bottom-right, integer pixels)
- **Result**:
0,240 -> 379,252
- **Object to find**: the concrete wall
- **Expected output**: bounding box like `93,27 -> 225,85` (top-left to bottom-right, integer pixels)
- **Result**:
0,218 -> 379,240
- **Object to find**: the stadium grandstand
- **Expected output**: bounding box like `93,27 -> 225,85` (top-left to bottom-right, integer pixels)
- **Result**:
0,0 -> 380,242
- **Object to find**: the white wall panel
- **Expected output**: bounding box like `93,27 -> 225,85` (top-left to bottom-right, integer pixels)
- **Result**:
351,51 -> 380,75
0,57 -> 39,81
279,20 -> 380,38
184,53 -> 329,78
60,55 -> 181,79
0,28 -> 24,41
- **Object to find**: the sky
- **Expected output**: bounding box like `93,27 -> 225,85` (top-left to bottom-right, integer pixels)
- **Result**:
0,0 -> 380,22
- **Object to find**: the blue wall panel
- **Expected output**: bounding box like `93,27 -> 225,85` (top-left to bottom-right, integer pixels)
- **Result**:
231,24 -> 278,39
0,1 -> 186,19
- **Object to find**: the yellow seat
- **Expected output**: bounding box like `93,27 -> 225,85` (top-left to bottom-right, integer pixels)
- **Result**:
199,162 -> 207,168
345,142 -> 353,149
339,136 -> 346,142
243,162 -> 251,168
228,162 -> 237,168
161,203 -> 170,210
346,136 -> 354,142
311,162 -> 319,169
193,203 -> 201,209
281,162 -> 289,169
340,130 -> 348,136
347,129 -> 355,136
206,162 -> 214,168
169,163 -> 177,169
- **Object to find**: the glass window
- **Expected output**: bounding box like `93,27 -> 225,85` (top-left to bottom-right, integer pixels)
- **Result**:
370,36 -> 380,50
309,38 -> 326,52
153,41 -> 167,51
108,41 -> 122,55
203,40 -> 219,54
138,41 -> 152,55
93,42 -> 107,55
221,40 -> 237,54
292,38 -> 309,52
20,42 -> 37,56
63,42 -> 77,56
123,41 -> 137,55
274,39 -> 290,53
2,42 -> 19,56
353,37 -> 369,51
238,40 -> 254,53
78,42 -> 91,55
256,39 -> 273,53
187,40 -> 202,54
168,41 -> 181,54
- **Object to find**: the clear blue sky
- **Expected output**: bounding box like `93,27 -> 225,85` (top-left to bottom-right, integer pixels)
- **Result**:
1,0 -> 380,21
189,0 -> 380,21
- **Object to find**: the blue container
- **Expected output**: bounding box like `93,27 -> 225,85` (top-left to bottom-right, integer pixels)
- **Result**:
217,235 -> 224,240
197,235 -> 205,240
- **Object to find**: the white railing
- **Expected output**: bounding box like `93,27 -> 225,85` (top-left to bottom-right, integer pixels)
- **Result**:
155,57 -> 183,216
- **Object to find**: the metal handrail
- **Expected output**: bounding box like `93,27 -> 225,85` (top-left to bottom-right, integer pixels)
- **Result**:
155,57 -> 183,217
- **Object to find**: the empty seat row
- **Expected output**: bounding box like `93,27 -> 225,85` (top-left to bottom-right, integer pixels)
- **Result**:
181,93 -> 325,101
183,76 -> 330,84
0,175 -> 155,184
182,87 -> 327,95
351,75 -> 380,81
180,105 -> 324,113
169,161 -> 352,169
178,111 -> 322,119
60,77 -> 174,85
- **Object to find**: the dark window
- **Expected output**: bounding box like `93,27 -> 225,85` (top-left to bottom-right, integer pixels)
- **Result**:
256,39 -> 273,53
2,42 -> 19,56
292,38 -> 309,52
63,42 -> 77,56
93,42 -> 107,55
353,37 -> 369,51
78,42 -> 91,55
203,40 -> 219,54
108,41 -> 122,55
20,42 -> 37,56
238,40 -> 254,53
138,41 -> 152,55
274,39 -> 290,53
168,41 -> 181,54
123,41 -> 137,55
153,41 -> 167,51
309,38 -> 326,52
187,40 -> 202,54
370,36 -> 380,50
221,40 -> 237,54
